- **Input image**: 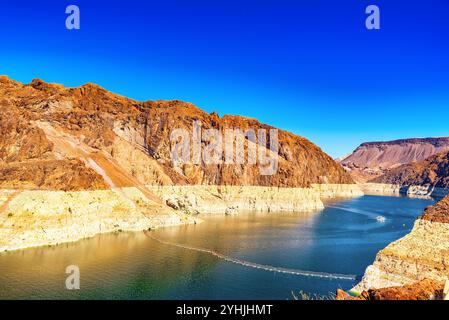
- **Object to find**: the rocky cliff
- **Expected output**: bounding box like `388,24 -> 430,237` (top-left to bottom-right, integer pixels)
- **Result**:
339,138 -> 449,183
0,76 -> 361,252
0,76 -> 352,189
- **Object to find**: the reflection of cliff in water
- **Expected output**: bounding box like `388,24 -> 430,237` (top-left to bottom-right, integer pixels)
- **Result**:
0,231 -> 221,299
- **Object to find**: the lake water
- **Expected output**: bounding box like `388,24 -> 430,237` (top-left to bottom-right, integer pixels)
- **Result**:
0,195 -> 436,300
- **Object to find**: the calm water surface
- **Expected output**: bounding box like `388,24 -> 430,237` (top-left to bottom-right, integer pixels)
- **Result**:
0,195 -> 436,299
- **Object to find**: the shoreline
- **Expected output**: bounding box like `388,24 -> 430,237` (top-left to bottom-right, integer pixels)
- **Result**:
0,218 -> 200,254
359,183 -> 449,199
0,187 -> 199,253
0,184 -> 362,253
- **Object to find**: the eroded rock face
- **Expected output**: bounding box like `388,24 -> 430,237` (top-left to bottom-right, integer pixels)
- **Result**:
365,279 -> 444,300
0,99 -> 53,162
421,196 -> 449,223
0,159 -> 109,191
0,76 -> 353,190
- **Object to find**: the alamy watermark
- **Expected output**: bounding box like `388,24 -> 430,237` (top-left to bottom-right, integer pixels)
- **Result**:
366,5 -> 380,30
66,5 -> 80,30
65,265 -> 80,290
170,121 -> 279,176
64,4 -> 379,31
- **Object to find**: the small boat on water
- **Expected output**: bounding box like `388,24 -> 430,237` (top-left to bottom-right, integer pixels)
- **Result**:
376,215 -> 386,223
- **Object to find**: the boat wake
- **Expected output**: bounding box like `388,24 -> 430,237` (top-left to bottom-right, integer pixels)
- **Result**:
143,230 -> 356,281
326,205 -> 387,222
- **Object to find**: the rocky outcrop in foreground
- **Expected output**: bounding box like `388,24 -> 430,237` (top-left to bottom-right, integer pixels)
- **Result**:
337,279 -> 445,300
352,195 -> 449,294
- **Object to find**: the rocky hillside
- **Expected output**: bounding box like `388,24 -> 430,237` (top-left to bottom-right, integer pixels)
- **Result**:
371,150 -> 449,189
339,138 -> 449,182
0,76 -> 353,191
421,193 -> 449,223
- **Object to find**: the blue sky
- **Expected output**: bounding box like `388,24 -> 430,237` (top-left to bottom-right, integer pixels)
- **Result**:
1,0 -> 448,157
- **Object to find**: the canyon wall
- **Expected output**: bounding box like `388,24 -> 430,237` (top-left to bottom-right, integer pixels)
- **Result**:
0,76 -> 362,252
0,75 -> 354,190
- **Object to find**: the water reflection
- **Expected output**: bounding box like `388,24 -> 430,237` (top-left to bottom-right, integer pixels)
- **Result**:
0,195 -> 436,300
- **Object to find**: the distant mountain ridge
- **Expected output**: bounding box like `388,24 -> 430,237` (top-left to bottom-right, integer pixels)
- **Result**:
359,137 -> 449,148
339,137 -> 449,182
372,150 -> 449,189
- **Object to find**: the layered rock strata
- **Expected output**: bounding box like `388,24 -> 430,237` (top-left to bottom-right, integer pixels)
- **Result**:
0,188 -> 197,252
148,184 -> 363,215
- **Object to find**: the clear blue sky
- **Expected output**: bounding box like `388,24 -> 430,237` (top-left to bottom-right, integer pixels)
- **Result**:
1,0 -> 448,157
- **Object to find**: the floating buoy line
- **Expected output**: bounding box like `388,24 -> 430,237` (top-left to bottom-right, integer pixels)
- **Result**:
143,230 -> 357,281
